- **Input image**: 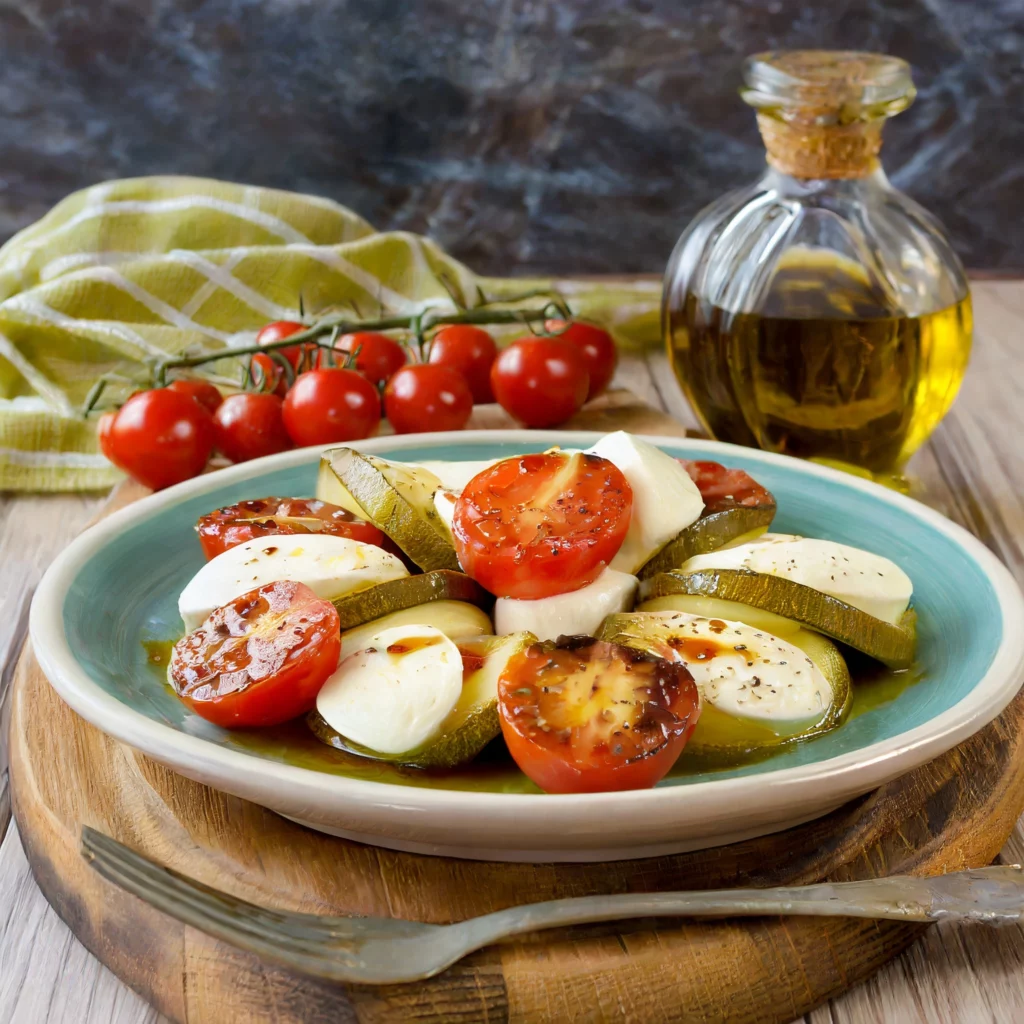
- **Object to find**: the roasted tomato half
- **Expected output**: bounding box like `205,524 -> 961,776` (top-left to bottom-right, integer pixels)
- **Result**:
169,580 -> 341,728
196,497 -> 384,560
680,460 -> 774,513
452,451 -> 633,600
497,636 -> 700,793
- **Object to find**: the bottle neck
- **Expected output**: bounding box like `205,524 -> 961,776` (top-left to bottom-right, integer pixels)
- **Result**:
758,164 -> 893,198
756,113 -> 885,180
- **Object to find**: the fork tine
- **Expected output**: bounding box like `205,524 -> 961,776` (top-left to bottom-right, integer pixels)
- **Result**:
81,827 -> 370,969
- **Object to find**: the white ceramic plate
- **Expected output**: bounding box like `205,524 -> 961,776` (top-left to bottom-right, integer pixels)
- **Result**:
30,431 -> 1024,861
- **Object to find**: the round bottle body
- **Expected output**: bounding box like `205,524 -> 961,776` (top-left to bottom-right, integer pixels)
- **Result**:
663,169 -> 972,476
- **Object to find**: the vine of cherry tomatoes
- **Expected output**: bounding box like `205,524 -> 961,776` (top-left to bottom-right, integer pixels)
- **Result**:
97,316 -> 616,491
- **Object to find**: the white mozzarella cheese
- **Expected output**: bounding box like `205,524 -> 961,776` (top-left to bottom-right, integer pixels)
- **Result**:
680,533 -> 913,624
316,623 -> 463,754
585,432 -> 704,574
433,487 -> 458,540
494,568 -> 638,641
644,611 -> 833,722
178,534 -> 408,631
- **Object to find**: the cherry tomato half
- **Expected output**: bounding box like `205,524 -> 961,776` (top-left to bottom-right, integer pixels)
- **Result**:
196,497 -> 384,560
213,393 -> 292,463
106,389 -> 215,490
452,450 -> 633,600
490,337 -> 589,428
498,636 -> 700,793
335,332 -> 407,387
545,319 -> 617,399
282,368 -> 381,447
384,364 -> 473,434
168,378 -> 223,415
428,325 -> 497,403
169,580 -> 341,728
680,460 -> 775,513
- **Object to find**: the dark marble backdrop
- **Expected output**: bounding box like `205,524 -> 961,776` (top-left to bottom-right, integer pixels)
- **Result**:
2,0 -> 1021,274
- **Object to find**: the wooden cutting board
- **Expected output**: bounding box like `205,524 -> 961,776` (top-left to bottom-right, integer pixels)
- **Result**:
10,391 -> 1024,1024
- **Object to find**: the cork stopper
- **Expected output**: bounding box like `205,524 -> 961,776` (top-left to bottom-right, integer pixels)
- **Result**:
742,51 -> 915,180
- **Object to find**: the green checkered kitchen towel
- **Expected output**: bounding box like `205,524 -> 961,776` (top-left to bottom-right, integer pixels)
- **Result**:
0,176 -> 663,491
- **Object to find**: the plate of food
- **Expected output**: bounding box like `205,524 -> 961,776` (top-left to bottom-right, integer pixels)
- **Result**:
30,430 -> 1024,861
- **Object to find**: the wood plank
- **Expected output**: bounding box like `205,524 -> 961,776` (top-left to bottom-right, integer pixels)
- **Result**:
0,826 -> 165,1024
0,492 -> 103,844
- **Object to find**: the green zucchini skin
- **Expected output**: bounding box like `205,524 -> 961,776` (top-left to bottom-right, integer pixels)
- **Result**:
331,570 -> 492,631
644,568 -> 917,668
636,503 -> 777,581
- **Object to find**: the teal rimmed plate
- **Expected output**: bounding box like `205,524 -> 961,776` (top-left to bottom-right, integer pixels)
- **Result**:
30,431 -> 1024,862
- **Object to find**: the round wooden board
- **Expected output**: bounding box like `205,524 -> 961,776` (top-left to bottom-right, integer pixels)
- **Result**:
10,396 -> 1024,1024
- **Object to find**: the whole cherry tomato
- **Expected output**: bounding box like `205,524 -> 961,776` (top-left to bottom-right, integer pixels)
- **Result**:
383,364 -> 473,434
545,319 -> 617,399
170,580 -> 341,728
256,320 -> 313,370
335,332 -> 407,387
105,388 -> 215,490
196,497 -> 384,560
428,325 -> 497,403
282,368 -> 381,447
251,320 -> 313,396
249,353 -> 290,398
213,393 -> 292,463
498,637 -> 700,793
452,450 -> 633,600
168,378 -> 223,414
96,411 -> 118,462
490,337 -> 589,428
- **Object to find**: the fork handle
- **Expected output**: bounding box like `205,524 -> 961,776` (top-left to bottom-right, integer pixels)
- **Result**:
459,866 -> 1024,950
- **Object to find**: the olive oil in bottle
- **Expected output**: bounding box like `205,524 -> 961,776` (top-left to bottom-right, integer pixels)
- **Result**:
668,250 -> 972,475
663,51 -> 972,479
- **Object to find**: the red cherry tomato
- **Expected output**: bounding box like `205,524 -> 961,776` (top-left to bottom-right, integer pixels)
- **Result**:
167,378 -> 223,415
169,580 -> 341,728
545,319 -> 617,399
97,411 -> 118,462
251,321 -> 313,396
384,364 -> 473,434
282,368 -> 381,447
490,338 -> 589,428
213,393 -> 292,463
452,450 -> 633,600
196,497 -> 384,560
498,637 -> 700,793
335,332 -> 407,387
679,460 -> 775,513
249,353 -> 289,398
106,389 -> 215,490
256,320 -> 314,370
428,325 -> 497,403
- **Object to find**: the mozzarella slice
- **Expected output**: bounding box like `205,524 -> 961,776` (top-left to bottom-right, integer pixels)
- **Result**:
645,611 -> 833,723
412,459 -> 498,491
433,487 -> 458,540
494,568 -> 638,641
680,533 -> 913,624
585,432 -> 704,574
178,534 -> 408,631
316,623 -> 463,754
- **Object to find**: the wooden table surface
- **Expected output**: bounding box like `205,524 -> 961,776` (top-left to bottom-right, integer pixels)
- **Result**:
3,279 -> 1024,1024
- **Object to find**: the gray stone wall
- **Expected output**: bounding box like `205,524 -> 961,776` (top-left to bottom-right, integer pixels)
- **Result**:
2,0 -> 1020,274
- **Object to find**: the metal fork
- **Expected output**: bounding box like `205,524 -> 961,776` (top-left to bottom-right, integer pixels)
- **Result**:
81,826 -> 1024,986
